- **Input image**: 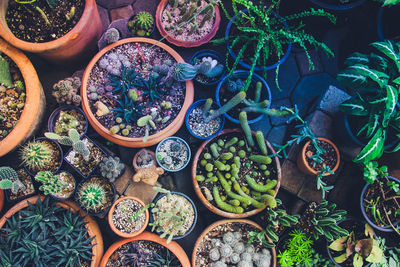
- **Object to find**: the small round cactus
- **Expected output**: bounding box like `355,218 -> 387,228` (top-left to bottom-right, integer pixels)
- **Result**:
210,248 -> 220,261
99,156 -> 125,182
172,62 -> 197,82
220,244 -> 233,258
77,179 -> 107,213
52,77 -> 81,106
128,11 -> 154,36
105,28 -> 120,44
19,140 -> 53,172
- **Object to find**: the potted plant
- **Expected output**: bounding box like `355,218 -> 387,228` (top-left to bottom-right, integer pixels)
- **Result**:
0,196 -> 103,266
192,219 -> 277,267
337,40 -> 400,164
19,137 -> 63,176
377,3 -> 400,41
48,105 -> 88,137
34,171 -> 76,200
98,155 -> 126,182
0,0 -> 102,62
327,219 -> 383,267
108,196 -> 151,238
99,232 -> 190,267
75,176 -> 116,216
149,188 -> 197,243
51,76 -> 82,107
0,166 -> 36,203
155,0 -> 221,47
309,0 -> 367,11
156,136 -> 191,172
185,99 -> 225,139
132,149 -> 165,186
215,0 -> 335,92
0,39 -> 45,157
81,37 -> 194,148
190,49 -> 225,85
192,127 -> 281,218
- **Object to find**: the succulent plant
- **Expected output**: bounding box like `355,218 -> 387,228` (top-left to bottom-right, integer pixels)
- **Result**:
77,179 -> 107,213
45,129 -> 90,161
0,54 -> 12,87
34,171 -> 69,196
105,27 -> 120,44
54,110 -> 83,136
128,12 -> 154,36
52,77 -> 81,106
197,57 -> 224,78
99,156 -> 125,182
112,94 -> 144,125
0,166 -> 25,193
277,229 -> 314,267
19,140 -> 53,172
172,62 -> 198,82
108,66 -> 140,95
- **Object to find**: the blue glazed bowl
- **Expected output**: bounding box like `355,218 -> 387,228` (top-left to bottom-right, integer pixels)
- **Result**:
189,49 -> 226,86
156,136 -> 191,172
215,70 -> 271,125
185,99 -> 225,140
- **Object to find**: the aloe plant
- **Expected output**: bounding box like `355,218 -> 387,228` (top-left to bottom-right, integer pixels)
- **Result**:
338,40 -> 400,164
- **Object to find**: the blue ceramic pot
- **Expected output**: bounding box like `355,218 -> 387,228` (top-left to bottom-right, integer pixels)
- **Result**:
309,0 -> 366,11
156,136 -> 191,172
189,49 -> 226,86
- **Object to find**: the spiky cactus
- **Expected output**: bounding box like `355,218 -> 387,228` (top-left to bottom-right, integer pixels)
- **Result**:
105,28 -> 120,44
52,77 -> 81,106
0,55 -> 12,87
205,91 -> 246,122
20,140 -> 53,172
77,180 -> 107,213
172,62 -> 198,82
34,171 -> 68,196
0,166 -> 25,193
45,129 -> 90,160
128,12 -> 154,36
99,156 -> 125,182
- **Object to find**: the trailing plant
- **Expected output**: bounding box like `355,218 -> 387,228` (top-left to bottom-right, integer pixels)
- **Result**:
0,197 -> 94,267
98,156 -> 125,182
19,140 -> 53,171
329,223 -> 383,266
338,40 -> 400,163
213,0 -> 335,92
45,129 -> 90,161
34,171 -> 68,196
0,166 -> 25,193
277,229 -> 314,267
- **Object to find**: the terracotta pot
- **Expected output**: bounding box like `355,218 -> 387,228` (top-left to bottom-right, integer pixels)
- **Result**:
155,0 -> 221,47
108,196 -> 149,238
0,189 -> 3,212
297,137 -> 340,176
0,0 -> 102,63
132,149 -> 157,170
192,128 -> 282,218
192,219 -> 277,267
0,195 -> 104,267
81,37 -> 194,148
100,231 -> 191,267
0,39 -> 45,157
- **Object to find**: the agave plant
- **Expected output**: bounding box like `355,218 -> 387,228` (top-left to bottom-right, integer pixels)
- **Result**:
338,40 -> 400,163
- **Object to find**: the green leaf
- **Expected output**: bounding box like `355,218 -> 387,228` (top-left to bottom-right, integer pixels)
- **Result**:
353,129 -> 385,163
346,64 -> 389,88
371,40 -> 400,72
334,253 -> 348,264
382,0 -> 400,6
44,132 -> 61,140
0,179 -> 13,189
337,72 -> 368,87
339,98 -> 369,116
366,113 -> 380,138
354,253 -> 364,267
329,237 -> 348,251
344,52 -> 369,66
383,85 -> 398,127
392,76 -> 400,85
68,129 -> 80,143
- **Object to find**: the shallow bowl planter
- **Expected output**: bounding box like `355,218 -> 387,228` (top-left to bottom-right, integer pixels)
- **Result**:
225,10 -> 292,72
192,219 -> 277,267
81,37 -> 194,148
100,231 -> 190,267
192,128 -> 281,218
156,136 -> 191,172
149,191 -> 197,241
155,0 -> 221,47
48,105 -> 88,137
0,0 -> 102,63
216,70 -> 271,125
185,99 -> 225,140
189,49 -> 226,86
309,0 -> 367,11
108,196 -> 149,238
0,195 -> 104,267
360,176 -> 400,233
0,39 -> 45,157
297,137 -> 340,176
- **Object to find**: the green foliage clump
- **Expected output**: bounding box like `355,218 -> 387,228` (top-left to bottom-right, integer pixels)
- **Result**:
277,229 -> 314,267
0,166 -> 25,193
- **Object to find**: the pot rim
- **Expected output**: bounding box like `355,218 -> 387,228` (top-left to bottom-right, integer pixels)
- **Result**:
155,136 -> 191,172
309,0 -> 367,11
48,105 -> 89,137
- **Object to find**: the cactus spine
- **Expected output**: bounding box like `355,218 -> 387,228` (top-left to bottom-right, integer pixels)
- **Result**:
20,140 -> 53,172
172,62 -> 198,82
239,111 -> 254,147
0,167 -> 24,193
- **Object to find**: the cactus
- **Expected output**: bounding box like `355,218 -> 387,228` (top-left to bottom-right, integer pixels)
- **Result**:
128,12 -> 154,36
0,55 -> 12,87
255,131 -> 268,155
206,91 -> 247,122
0,166 -> 25,193
199,4 -> 214,28
45,129 -> 90,160
172,62 -> 198,82
239,111 -> 255,147
77,179 -> 107,213
168,0 -> 179,9
20,140 -> 53,172
180,2 -> 197,22
34,171 -> 68,196
198,61 -> 212,75
202,98 -> 213,116
98,156 -> 125,182
52,77 -> 81,106
105,28 -> 120,44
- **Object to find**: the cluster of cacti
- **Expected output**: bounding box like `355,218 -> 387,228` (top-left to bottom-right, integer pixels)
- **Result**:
77,179 -> 107,213
54,110 -> 83,136
172,60 -> 223,82
45,129 -> 90,161
105,28 -> 120,44
128,12 -> 154,36
311,200 -> 349,241
0,55 -> 12,87
208,232 -> 272,267
204,92 -> 246,123
99,156 -> 125,182
196,56 -> 224,78
34,171 -> 68,196
19,140 -> 53,172
52,77 -> 81,106
0,166 -> 25,193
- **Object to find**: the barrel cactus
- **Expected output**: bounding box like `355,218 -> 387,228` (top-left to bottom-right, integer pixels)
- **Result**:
19,140 -> 53,172
105,28 -> 120,44
128,11 -> 154,36
172,62 -> 198,82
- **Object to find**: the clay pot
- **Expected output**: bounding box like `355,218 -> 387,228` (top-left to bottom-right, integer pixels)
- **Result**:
297,137 -> 340,176
81,37 -> 194,148
108,196 -> 149,238
132,149 -> 157,170
192,219 -> 277,267
192,128 -> 282,218
0,39 -> 45,157
0,0 -> 102,63
0,195 -> 104,267
0,190 -> 3,212
100,231 -> 191,267
155,0 -> 221,47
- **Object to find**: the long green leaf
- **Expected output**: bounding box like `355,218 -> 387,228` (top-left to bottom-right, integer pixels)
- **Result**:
339,98 -> 369,116
346,64 -> 389,88
382,85 -> 398,127
337,72 -> 368,87
366,113 -> 380,138
388,134 -> 400,152
344,52 -> 369,66
371,40 -> 400,72
353,129 -> 385,163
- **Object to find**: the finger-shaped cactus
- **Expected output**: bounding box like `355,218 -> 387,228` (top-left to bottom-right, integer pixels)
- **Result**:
254,81 -> 262,103
225,137 -> 238,148
180,2 -> 197,22
0,55 -> 12,87
255,131 -> 268,155
233,182 -> 266,209
245,175 -> 276,193
206,91 -> 246,122
210,143 -> 219,158
172,62 -> 198,82
213,186 -> 244,214
249,155 -> 272,164
239,111 -> 254,147
202,98 -> 213,115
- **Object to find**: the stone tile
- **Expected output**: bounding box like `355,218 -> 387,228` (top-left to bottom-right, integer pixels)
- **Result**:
113,166 -> 133,194
97,0 -> 135,9
267,125 -> 287,146
317,85 -> 351,116
297,175 -> 323,203
267,53 -> 300,100
109,5 -> 134,22
307,110 -> 333,140
124,181 -> 158,205
338,144 -> 361,162
286,143 -> 302,163
250,116 -> 272,137
270,98 -> 292,126
290,73 -> 343,118
295,49 -> 324,76
132,0 -> 158,15
290,199 -> 307,215
280,160 -> 307,195
97,5 -> 110,32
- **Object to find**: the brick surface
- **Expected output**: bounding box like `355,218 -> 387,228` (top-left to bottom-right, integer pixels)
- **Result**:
280,160 -> 307,195
109,5 -> 134,22
97,0 -> 135,9
132,0 -> 158,15
268,125 -> 287,146
97,5 -> 110,32
317,85 -> 351,116
307,110 -> 334,140
270,98 -> 291,126
297,175 -> 323,203
295,49 -> 324,76
250,116 -> 272,137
